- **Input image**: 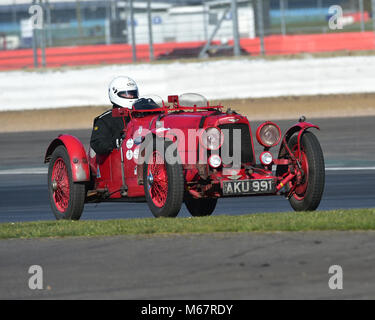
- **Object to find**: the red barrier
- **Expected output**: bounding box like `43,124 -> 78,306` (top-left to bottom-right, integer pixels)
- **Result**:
347,12 -> 370,23
1,32 -> 374,71
239,32 -> 375,55
0,41 -> 206,70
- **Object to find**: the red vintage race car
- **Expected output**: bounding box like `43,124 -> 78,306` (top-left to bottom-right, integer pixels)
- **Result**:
44,93 -> 325,220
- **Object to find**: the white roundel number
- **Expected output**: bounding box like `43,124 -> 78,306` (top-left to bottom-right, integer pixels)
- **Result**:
126,150 -> 133,160
126,138 -> 134,149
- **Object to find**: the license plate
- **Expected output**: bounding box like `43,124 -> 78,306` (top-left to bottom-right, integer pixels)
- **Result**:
222,179 -> 275,196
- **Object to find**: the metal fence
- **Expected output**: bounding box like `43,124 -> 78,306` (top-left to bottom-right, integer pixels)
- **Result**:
1,0 -> 375,69
269,0 -> 374,35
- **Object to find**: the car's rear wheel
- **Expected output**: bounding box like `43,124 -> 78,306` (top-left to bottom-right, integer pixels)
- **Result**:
184,192 -> 217,217
288,131 -> 325,211
143,139 -> 184,217
48,145 -> 86,220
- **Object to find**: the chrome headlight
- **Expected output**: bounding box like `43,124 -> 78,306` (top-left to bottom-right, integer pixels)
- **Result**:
256,122 -> 281,148
260,151 -> 273,165
200,127 -> 224,150
208,154 -> 222,168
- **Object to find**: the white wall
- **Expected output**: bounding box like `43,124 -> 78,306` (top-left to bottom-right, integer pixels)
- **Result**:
1,56 -> 375,111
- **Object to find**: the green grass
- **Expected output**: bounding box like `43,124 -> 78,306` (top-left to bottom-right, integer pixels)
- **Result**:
0,209 -> 374,240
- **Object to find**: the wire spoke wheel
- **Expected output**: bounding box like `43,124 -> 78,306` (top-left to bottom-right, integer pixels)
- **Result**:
147,151 -> 169,207
48,145 -> 86,220
290,145 -> 309,200
143,139 -> 184,218
288,132 -> 325,211
51,158 -> 70,212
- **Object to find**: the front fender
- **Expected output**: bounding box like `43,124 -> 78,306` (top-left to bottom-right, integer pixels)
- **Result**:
278,121 -> 320,159
44,134 -> 90,182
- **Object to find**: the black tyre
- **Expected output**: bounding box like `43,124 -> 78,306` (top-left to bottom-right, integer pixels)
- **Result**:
48,145 -> 86,220
143,139 -> 184,217
288,131 -> 325,211
184,192 -> 217,217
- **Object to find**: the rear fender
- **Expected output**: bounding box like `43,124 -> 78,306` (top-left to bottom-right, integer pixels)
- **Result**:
44,134 -> 90,182
278,122 -> 320,160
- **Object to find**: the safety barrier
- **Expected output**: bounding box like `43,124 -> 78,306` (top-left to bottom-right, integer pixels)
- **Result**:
1,31 -> 374,71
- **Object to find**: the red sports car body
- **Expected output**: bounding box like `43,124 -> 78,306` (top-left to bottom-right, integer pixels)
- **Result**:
45,93 -> 325,219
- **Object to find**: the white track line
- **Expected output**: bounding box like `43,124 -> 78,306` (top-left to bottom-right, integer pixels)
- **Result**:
0,168 -> 47,175
0,167 -> 375,175
325,167 -> 375,171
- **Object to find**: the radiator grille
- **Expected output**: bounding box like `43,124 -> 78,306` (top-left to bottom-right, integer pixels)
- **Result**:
219,123 -> 254,165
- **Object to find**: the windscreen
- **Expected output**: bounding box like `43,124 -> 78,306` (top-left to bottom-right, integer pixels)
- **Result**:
179,93 -> 208,108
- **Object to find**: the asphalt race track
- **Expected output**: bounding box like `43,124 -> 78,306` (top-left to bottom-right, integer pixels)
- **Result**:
0,116 -> 374,299
1,232 -> 375,299
0,169 -> 374,223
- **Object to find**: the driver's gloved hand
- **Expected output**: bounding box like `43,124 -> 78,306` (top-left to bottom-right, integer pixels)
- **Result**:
115,132 -> 126,149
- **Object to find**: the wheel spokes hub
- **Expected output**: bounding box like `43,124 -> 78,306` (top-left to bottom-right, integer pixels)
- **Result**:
52,179 -> 58,191
51,158 -> 70,212
147,151 -> 168,208
147,173 -> 154,185
291,145 -> 309,199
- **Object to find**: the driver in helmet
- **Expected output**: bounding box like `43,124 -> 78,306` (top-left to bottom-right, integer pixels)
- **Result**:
90,76 -> 139,155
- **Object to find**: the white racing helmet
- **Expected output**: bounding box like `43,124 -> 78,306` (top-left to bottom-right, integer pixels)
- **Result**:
108,76 -> 139,109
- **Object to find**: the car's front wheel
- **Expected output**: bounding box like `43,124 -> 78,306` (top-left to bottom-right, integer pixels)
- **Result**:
288,131 -> 325,211
143,139 -> 184,217
48,145 -> 86,220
